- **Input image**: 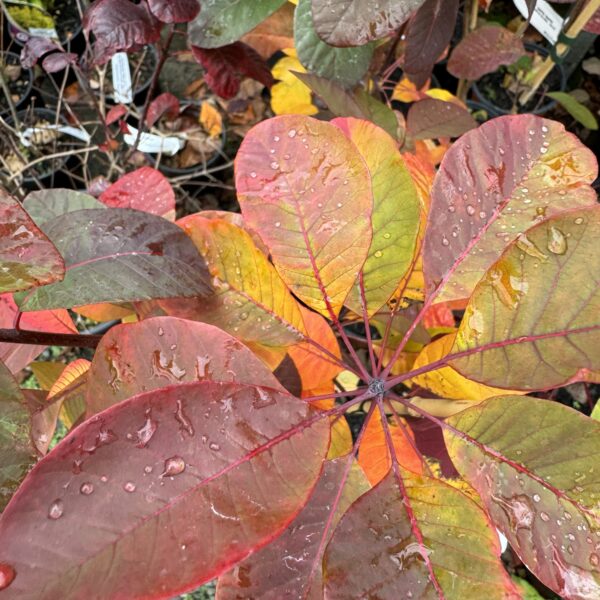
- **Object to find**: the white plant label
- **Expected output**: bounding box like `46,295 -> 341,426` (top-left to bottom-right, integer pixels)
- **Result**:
123,125 -> 185,156
19,125 -> 91,147
28,27 -> 59,39
111,52 -> 133,104
513,0 -> 564,44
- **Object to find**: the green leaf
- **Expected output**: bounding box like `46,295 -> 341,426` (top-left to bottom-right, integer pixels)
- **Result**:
22,189 -> 104,226
445,396 -> 600,599
188,0 -> 286,49
294,0 -> 374,88
294,71 -> 401,140
547,91 -> 599,131
0,360 -> 36,511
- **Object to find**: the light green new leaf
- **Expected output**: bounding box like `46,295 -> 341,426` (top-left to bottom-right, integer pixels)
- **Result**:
23,189 -> 104,226
548,92 -> 599,131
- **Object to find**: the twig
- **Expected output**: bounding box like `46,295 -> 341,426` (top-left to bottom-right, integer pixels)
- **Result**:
0,329 -> 103,348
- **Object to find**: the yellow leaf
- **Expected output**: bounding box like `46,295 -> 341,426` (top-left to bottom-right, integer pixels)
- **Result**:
425,88 -> 466,108
336,370 -> 360,392
271,52 -> 318,116
199,101 -> 223,138
411,333 -> 526,401
73,302 -> 133,322
31,362 -> 65,391
48,359 -> 91,429
328,416 -> 353,459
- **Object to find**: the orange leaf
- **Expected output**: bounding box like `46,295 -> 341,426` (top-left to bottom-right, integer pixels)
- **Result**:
358,411 -> 422,485
199,101 -> 223,138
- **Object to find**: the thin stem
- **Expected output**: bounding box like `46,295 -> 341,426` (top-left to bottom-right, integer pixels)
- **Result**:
302,387 -> 368,403
0,329 -> 103,348
358,272 -> 377,377
0,60 -> 19,127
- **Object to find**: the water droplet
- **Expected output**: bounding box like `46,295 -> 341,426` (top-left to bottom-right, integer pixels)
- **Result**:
540,511 -> 550,522
540,147 -> 548,154
516,234 -> 548,261
48,499 -> 64,520
575,217 -> 584,225
270,161 -> 279,170
0,563 -> 16,590
123,481 -> 136,493
100,475 -> 108,483
209,442 -> 220,451
547,226 -> 567,255
273,135 -> 280,142
590,553 -> 599,567
442,236 -> 450,247
383,232 -> 391,239
162,456 -> 186,477
157,327 -> 164,336
80,482 -> 94,496
533,494 -> 541,503
135,414 -> 158,448
288,129 -> 296,138
479,211 -> 486,219
466,205 -> 475,216
174,399 -> 194,437
144,465 -> 153,474
275,222 -> 281,227
250,172 -> 257,178
374,250 -> 383,258
492,494 -> 534,530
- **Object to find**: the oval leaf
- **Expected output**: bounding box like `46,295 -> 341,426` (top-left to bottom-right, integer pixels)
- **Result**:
333,118 -> 420,316
23,189 -> 104,226
0,381 -> 330,598
423,114 -> 598,302
445,396 -> 600,599
323,469 -> 518,598
18,209 -> 211,311
451,206 -> 600,390
235,115 -> 373,317
86,316 -> 284,415
407,97 -> 477,140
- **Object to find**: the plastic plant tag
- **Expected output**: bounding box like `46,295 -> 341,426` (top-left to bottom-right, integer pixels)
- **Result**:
122,125 -> 186,155
513,0 -> 564,44
28,28 -> 59,39
18,125 -> 91,147
111,52 -> 133,104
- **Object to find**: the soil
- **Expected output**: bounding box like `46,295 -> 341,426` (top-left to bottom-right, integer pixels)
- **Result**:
52,0 -> 81,45
475,65 -> 563,114
0,53 -> 31,114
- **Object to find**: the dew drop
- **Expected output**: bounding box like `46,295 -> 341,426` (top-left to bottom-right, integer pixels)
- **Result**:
374,250 -> 383,258
250,172 -> 257,178
48,499 -> 64,520
288,129 -> 296,138
135,414 -> 158,448
157,327 -> 164,336
0,563 -> 16,590
144,465 -> 153,474
80,482 -> 94,496
123,481 -> 136,493
479,211 -> 486,219
466,204 -> 475,216
590,553 -> 599,567
270,161 -> 279,170
275,222 -> 281,228
383,232 -> 391,239
273,135 -> 280,142
533,494 -> 540,503
101,475 -> 108,483
575,217 -> 584,225
547,226 -> 567,255
442,236 -> 450,247
209,442 -> 220,451
540,511 -> 550,522
162,456 -> 186,477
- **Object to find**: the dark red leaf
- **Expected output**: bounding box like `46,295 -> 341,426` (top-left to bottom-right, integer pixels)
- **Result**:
83,0 -> 162,64
41,52 -> 78,73
0,381 -> 330,598
407,98 -> 477,139
447,25 -> 525,80
105,104 -> 128,126
147,0 -> 199,23
191,42 -> 273,100
99,167 -> 176,219
20,37 -> 64,69
404,0 -> 459,88
145,92 -> 180,128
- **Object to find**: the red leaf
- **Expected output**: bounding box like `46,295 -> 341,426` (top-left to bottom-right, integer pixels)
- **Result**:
147,0 -> 199,23
105,104 -> 128,126
191,42 -> 273,100
83,0 -> 162,64
20,37 -> 63,69
99,167 -> 176,220
447,25 -> 525,80
407,98 -> 477,139
0,293 -> 76,374
0,381 -> 329,598
85,316 -> 285,415
145,92 -> 180,128
0,189 -> 65,295
40,52 -> 77,73
404,0 -> 459,88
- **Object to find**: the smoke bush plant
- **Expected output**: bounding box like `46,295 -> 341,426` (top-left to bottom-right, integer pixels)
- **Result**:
0,113 -> 599,599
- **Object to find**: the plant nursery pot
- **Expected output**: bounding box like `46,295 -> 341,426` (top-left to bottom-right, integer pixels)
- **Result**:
2,0 -> 84,52
2,107 -> 85,191
0,51 -> 34,117
471,43 -> 567,117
